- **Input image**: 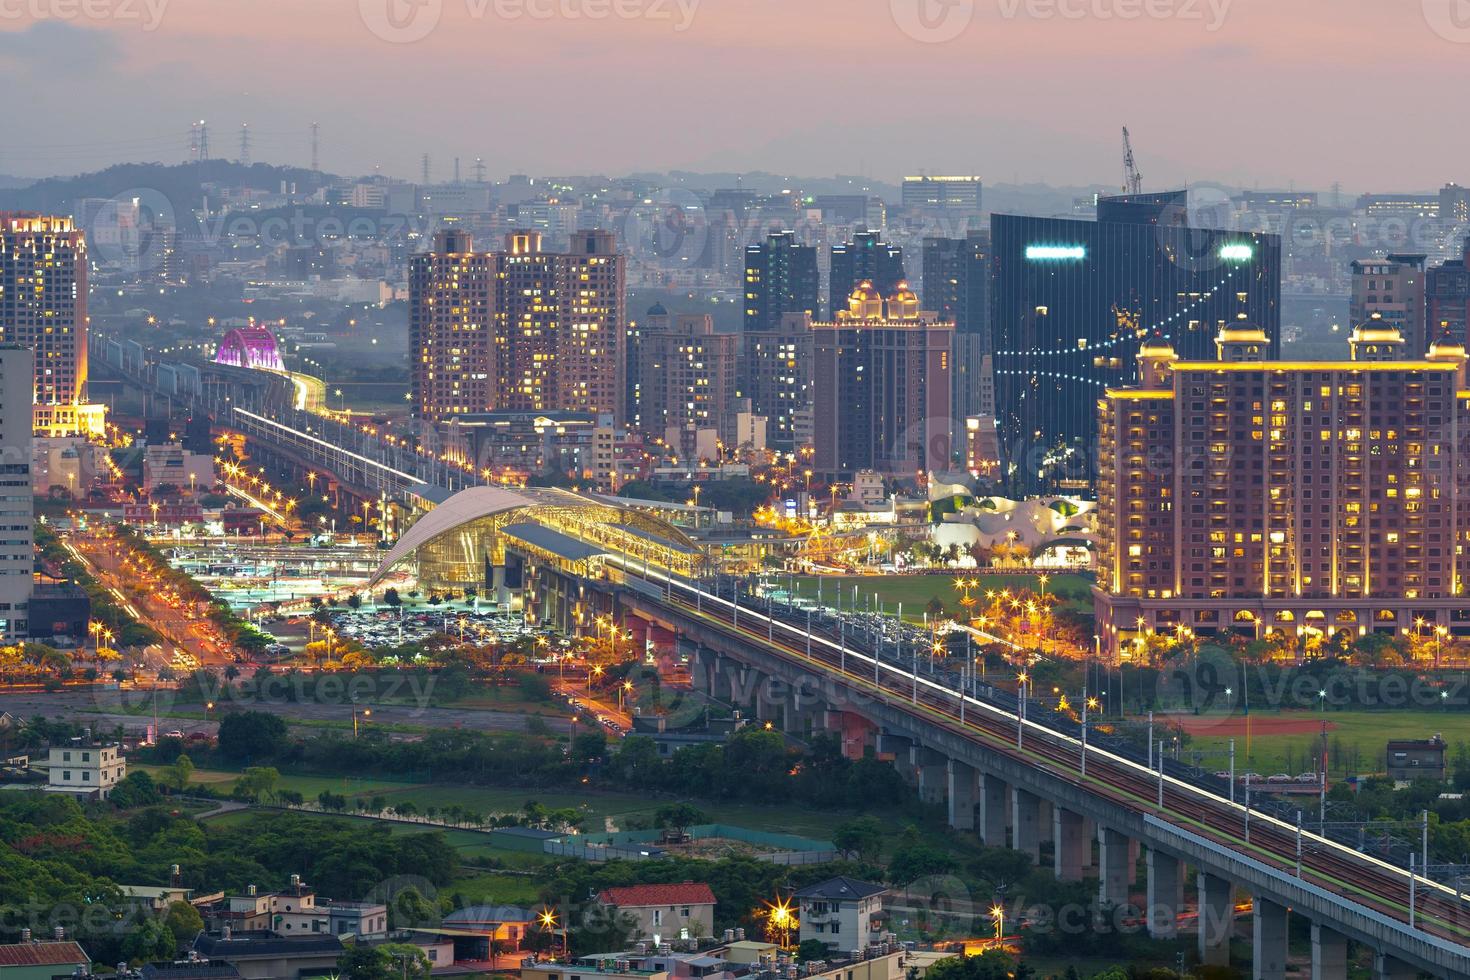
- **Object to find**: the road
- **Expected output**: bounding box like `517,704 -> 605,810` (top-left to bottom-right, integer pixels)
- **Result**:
65,529 -> 228,671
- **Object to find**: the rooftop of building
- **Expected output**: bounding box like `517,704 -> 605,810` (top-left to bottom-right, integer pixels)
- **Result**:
0,941 -> 90,967
792,876 -> 887,901
596,883 -> 717,908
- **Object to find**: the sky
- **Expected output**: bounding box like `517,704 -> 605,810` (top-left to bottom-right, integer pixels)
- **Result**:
3,0 -> 1470,191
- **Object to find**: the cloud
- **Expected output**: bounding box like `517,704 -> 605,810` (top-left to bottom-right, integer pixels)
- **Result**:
0,20 -> 123,72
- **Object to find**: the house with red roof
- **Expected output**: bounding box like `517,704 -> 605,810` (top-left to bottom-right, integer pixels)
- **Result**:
594,883 -> 716,945
0,940 -> 90,980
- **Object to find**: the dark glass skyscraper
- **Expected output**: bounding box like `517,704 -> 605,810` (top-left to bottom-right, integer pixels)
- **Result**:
829,230 -> 905,318
991,197 -> 1280,492
743,230 -> 819,334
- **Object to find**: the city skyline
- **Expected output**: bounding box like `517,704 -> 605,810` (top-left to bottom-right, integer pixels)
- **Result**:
3,1 -> 1470,188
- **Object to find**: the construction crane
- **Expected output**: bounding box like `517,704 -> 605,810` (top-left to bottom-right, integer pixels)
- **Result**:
1121,127 -> 1142,195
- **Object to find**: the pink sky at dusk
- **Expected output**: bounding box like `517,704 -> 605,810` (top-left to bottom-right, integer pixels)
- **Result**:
3,0 -> 1469,191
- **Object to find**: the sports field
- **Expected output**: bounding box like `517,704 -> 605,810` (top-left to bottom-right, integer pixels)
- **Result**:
1149,708 -> 1463,779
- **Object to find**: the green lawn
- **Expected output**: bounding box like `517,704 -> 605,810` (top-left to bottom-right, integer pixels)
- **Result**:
140,764 -> 420,800
1153,708 -> 1465,779
153,767 -> 859,841
788,573 -> 1094,620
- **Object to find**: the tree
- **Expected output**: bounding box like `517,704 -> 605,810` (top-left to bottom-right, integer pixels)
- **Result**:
832,816 -> 884,862
653,802 -> 706,836
163,900 -> 204,945
347,593 -> 363,610
217,710 -> 289,760
232,766 -> 281,803
123,918 -> 177,963
797,940 -> 829,963
382,588 -> 402,608
164,753 -> 195,792
339,943 -> 432,980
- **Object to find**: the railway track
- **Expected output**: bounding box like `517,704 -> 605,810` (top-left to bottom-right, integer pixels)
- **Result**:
621,565 -> 1470,949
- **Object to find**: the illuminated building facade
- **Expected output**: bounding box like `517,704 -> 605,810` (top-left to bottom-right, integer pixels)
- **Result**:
409,227 -> 495,420
635,309 -> 736,459
991,200 -> 1280,493
829,230 -> 905,319
1094,324 -> 1470,659
497,229 -> 626,423
746,314 -> 813,454
811,282 -> 954,480
410,229 -> 626,424
0,214 -> 88,414
1350,254 -> 1426,353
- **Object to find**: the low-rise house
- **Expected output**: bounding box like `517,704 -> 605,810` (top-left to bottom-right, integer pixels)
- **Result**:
190,930 -> 344,980
522,956 -> 670,980
793,877 -> 887,953
595,883 -> 716,945
438,905 -> 535,961
0,941 -> 90,980
45,742 -> 125,800
203,875 -> 387,940
121,885 -> 194,914
1387,735 -> 1448,784
326,902 -> 388,940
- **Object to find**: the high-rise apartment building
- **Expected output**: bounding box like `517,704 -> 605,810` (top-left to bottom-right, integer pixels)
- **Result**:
746,315 -> 813,454
1427,237 -> 1470,345
991,196 -> 1280,492
409,228 -> 626,424
922,231 -> 992,450
1350,254 -> 1426,352
743,231 -> 819,335
811,282 -> 954,480
0,214 -> 88,412
1094,324 -> 1470,659
0,347 -> 33,642
829,231 -> 905,319
635,309 -> 736,461
409,227 -> 495,420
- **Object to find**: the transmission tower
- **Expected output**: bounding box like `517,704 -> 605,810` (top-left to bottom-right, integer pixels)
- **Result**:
239,123 -> 251,167
197,121 -> 210,161
310,122 -> 320,173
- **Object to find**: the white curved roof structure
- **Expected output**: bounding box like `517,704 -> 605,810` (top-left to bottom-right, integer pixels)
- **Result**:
371,486 -> 536,584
